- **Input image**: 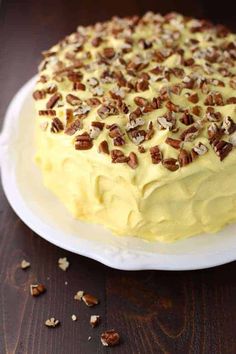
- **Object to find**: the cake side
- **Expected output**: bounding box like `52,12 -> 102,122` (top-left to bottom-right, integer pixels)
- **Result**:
34,12 -> 236,242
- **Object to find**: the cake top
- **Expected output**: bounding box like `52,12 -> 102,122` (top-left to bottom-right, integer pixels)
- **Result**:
33,11 -> 236,171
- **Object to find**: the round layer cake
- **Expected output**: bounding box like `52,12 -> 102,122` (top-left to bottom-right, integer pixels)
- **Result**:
34,12 -> 236,242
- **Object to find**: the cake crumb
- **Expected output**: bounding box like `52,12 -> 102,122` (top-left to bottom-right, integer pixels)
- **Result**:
88,336 -> 92,341
21,259 -> 30,270
58,257 -> 70,271
45,317 -> 60,328
90,315 -> 100,327
71,314 -> 77,321
74,290 -> 84,301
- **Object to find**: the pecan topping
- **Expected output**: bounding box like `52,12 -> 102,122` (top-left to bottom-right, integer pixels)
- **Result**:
130,129 -> 146,145
46,93 -> 61,109
75,132 -> 93,150
101,330 -> 120,347
150,145 -> 162,164
145,121 -> 155,140
91,36 -> 102,47
192,142 -> 208,156
86,97 -> 101,107
97,104 -> 119,119
66,94 -> 82,106
206,108 -> 222,122
33,90 -> 46,100
30,284 -> 46,297
178,149 -> 192,167
191,105 -> 202,117
165,100 -> 180,112
127,152 -> 138,169
208,123 -> 223,140
65,118 -> 81,135
162,158 -> 179,172
180,124 -> 200,141
98,140 -> 109,154
111,149 -> 129,163
136,79 -> 149,92
165,137 -> 182,149
211,140 -> 233,161
107,124 -> 123,138
157,112 -> 176,131
180,112 -> 194,126
91,121 -> 104,130
187,92 -> 199,103
103,47 -> 115,59
204,91 -> 224,106
39,109 -> 56,116
138,145 -> 146,153
82,293 -> 99,307
226,97 -> 236,104
73,82 -> 86,90
134,96 -> 148,107
51,118 -> 64,133
222,117 -> 236,135
67,71 -> 83,82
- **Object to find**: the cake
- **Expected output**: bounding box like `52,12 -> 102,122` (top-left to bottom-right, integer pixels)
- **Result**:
34,12 -> 236,242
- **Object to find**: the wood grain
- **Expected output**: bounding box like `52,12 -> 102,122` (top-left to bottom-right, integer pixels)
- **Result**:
1,0 -> 236,353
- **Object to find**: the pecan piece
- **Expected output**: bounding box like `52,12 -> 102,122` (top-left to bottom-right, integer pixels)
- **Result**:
46,93 -> 61,109
206,108 -> 222,122
204,91 -> 224,106
136,79 -> 149,92
90,315 -> 101,328
102,47 -> 115,59
222,116 -> 236,135
39,109 -> 56,116
30,284 -> 46,297
66,94 -> 82,106
226,97 -> 236,104
127,152 -> 138,169
33,90 -> 46,100
180,112 -> 194,126
91,36 -> 102,47
129,129 -> 146,145
192,142 -> 208,157
111,149 -> 129,163
107,124 -> 123,138
191,105 -> 202,117
165,101 -> 179,112
188,92 -> 199,103
150,146 -> 162,164
162,158 -> 179,172
73,82 -> 86,90
86,97 -> 101,107
91,121 -> 104,130
138,145 -> 146,153
114,136 -> 125,146
98,140 -> 109,154
101,330 -> 120,347
157,112 -> 176,131
97,104 -> 119,119
51,118 -> 64,133
82,293 -> 99,307
65,118 -> 81,135
75,132 -> 93,150
211,140 -> 233,161
180,124 -> 200,141
208,123 -> 223,140
178,149 -> 192,167
165,137 -> 182,150
134,96 -> 148,107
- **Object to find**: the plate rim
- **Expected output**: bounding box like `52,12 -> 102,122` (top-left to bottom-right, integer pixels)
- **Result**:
0,76 -> 236,271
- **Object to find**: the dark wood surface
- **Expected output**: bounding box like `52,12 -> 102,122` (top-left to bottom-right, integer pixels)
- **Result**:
1,1 -> 236,353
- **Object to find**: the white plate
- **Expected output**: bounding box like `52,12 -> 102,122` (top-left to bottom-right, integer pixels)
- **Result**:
1,76 -> 236,271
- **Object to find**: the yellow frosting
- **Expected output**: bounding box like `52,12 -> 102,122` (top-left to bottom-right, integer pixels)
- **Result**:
34,12 -> 236,242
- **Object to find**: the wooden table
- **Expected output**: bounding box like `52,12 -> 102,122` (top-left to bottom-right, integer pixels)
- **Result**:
1,1 -> 236,353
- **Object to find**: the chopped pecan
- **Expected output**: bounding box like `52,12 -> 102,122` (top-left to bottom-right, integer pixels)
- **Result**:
204,91 -> 224,106
157,112 -> 176,131
39,109 -> 56,116
129,107 -> 142,120
229,78 -> 236,90
75,132 -> 93,150
129,129 -> 146,145
206,108 -> 222,122
111,149 -> 129,163
87,77 -> 99,87
65,118 -> 81,135
207,123 -> 223,140
187,92 -> 199,103
165,137 -> 182,149
226,97 -> 236,104
150,145 -> 162,164
91,121 -> 104,130
191,105 -> 202,117
182,76 -> 195,89
145,121 -> 155,140
82,293 -> 99,307
73,82 -> 86,90
98,140 -> 109,154
180,124 -> 200,141
46,83 -> 58,94
101,330 -> 120,347
66,108 -> 74,124
180,112 -> 194,126
30,284 -> 46,297
46,93 -> 61,109
134,96 -> 148,107
97,104 -> 119,119
192,142 -> 208,157
162,158 -> 179,172
91,36 -> 102,47
90,315 -> 101,328
170,84 -> 183,95
127,152 -> 138,169
51,118 -> 64,133
222,116 -> 236,135
114,136 -> 125,146
102,47 -> 115,59
165,101 -> 180,112
211,140 -> 233,161
67,71 -> 83,82
136,79 -> 149,92
33,89 -> 46,100
86,97 -> 101,107
66,94 -> 82,106
178,149 -> 192,167
138,145 -> 146,153
107,124 -> 123,138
